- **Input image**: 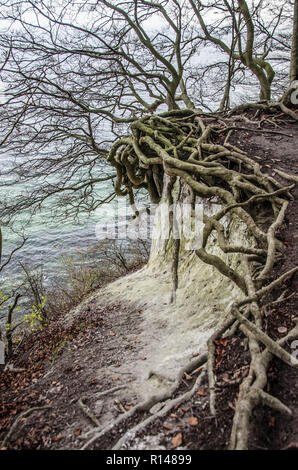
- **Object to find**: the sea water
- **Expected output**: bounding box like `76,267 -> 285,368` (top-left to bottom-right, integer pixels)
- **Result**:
0,153 -> 149,299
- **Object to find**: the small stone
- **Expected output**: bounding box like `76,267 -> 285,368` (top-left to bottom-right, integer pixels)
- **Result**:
277,326 -> 287,334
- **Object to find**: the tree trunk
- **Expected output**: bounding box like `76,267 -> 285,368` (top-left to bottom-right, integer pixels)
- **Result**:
290,0 -> 298,82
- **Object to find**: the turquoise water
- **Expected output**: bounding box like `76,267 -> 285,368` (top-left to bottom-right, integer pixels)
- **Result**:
0,154 -> 148,292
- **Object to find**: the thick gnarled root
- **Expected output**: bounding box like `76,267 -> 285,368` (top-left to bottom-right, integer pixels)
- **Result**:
80,353 -> 207,450
101,109 -> 297,449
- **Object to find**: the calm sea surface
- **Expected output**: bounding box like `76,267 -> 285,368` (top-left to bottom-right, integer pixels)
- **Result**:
0,154 -> 148,294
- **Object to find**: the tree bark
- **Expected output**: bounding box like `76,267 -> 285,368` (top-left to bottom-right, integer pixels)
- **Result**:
290,0 -> 298,82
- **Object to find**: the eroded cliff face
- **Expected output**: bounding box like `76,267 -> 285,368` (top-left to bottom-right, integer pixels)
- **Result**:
2,115 -> 296,451
81,176 -> 254,401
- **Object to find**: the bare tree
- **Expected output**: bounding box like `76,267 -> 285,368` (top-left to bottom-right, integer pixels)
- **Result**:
0,40 -> 27,356
188,0 -> 296,102
0,0 -> 294,225
0,0 -> 297,450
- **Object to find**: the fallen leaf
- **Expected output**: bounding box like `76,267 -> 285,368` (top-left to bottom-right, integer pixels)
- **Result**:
277,326 -> 287,334
197,389 -> 207,396
112,377 -> 119,381
181,407 -> 190,413
141,357 -> 147,361
269,416 -> 275,427
109,332 -> 116,336
171,433 -> 182,449
189,417 -> 198,426
74,429 -> 81,437
220,338 -> 228,347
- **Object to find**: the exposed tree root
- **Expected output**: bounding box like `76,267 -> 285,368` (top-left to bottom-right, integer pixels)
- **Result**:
94,384 -> 129,398
78,398 -> 100,428
275,169 -> 298,184
232,308 -> 298,367
80,353 -> 207,449
0,406 -> 51,448
207,316 -> 238,415
112,366 -> 206,450
229,319 -> 298,450
228,94 -> 298,122
83,107 -> 297,450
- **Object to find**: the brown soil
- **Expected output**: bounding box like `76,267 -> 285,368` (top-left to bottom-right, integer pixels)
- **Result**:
0,109 -> 297,450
